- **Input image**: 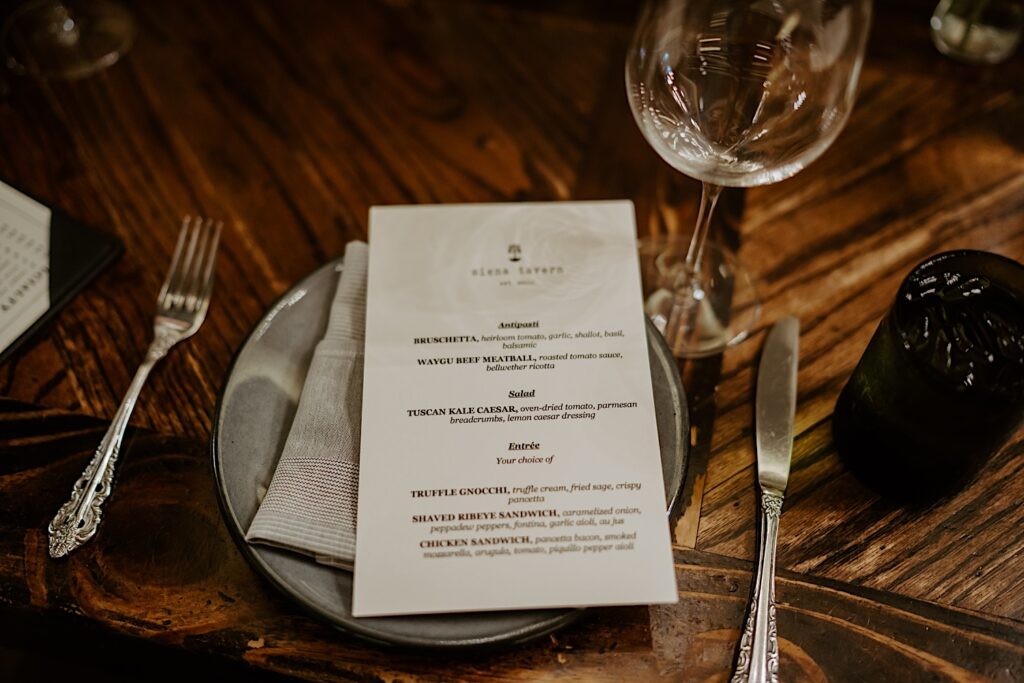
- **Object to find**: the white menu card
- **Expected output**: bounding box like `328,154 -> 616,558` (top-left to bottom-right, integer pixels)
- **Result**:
353,201 -> 678,617
0,181 -> 50,354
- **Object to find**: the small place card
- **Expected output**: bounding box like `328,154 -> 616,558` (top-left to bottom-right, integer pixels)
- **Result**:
0,181 -> 50,354
353,201 -> 678,617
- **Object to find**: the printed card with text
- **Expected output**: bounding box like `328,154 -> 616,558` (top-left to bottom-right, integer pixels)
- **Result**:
353,201 -> 678,617
0,181 -> 50,354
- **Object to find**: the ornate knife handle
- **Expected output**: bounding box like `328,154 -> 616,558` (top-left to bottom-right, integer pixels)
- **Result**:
731,489 -> 784,683
47,335 -> 173,558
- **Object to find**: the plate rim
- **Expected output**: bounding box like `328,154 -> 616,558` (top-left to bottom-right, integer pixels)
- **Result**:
210,257 -> 688,649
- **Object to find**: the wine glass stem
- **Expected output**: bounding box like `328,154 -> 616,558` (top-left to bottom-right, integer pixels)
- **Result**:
665,181 -> 724,353
684,181 -> 723,283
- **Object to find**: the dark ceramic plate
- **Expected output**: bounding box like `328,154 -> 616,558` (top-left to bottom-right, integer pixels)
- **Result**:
211,257 -> 689,649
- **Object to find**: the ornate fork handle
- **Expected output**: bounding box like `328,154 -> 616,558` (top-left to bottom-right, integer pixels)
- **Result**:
731,489 -> 784,683
48,328 -> 178,558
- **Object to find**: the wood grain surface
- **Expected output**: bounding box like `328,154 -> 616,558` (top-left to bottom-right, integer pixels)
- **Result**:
0,0 -> 1022,680
1,398 -> 1022,682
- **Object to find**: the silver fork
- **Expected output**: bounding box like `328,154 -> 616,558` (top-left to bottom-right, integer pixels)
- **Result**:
48,216 -> 222,559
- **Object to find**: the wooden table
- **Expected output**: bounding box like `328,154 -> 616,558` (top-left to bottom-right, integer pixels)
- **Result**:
1,0 -> 1022,680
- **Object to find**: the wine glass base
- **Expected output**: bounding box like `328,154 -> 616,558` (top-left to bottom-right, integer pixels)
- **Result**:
2,0 -> 135,81
642,241 -> 761,359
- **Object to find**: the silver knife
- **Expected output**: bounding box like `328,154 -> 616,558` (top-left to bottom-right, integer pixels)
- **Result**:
730,317 -> 800,683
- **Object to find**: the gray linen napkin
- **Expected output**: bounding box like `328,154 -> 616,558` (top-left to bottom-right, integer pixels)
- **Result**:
246,241 -> 367,570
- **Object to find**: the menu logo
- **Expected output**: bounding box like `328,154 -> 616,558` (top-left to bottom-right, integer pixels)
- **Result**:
471,240 -> 566,278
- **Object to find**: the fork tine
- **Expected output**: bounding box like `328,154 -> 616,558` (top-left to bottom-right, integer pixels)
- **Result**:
184,218 -> 214,312
163,217 -> 193,308
196,220 -> 222,308
169,217 -> 202,308
158,217 -> 191,306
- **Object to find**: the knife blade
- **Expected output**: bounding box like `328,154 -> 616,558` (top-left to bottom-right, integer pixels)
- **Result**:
755,316 -> 800,495
730,316 -> 800,683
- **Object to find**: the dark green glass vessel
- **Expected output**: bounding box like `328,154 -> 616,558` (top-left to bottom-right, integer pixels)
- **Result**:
833,250 -> 1024,501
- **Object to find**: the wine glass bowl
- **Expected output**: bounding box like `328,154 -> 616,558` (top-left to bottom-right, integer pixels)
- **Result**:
2,0 -> 135,81
627,0 -> 872,356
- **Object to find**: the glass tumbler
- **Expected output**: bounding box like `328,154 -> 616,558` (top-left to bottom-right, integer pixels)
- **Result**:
833,250 -> 1024,501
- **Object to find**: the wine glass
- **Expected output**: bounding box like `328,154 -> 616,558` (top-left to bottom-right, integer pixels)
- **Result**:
2,0 -> 135,81
627,0 -> 872,357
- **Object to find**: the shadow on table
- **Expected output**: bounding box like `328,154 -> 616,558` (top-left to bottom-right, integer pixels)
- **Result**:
0,608 -> 293,683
